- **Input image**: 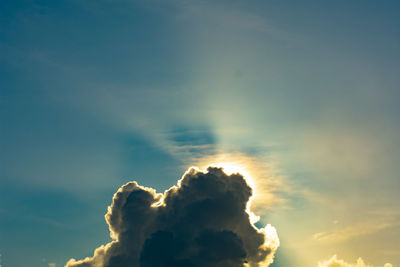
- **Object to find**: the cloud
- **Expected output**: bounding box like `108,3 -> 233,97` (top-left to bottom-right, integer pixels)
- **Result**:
312,215 -> 400,244
318,255 -> 393,267
192,152 -> 287,212
65,167 -> 279,267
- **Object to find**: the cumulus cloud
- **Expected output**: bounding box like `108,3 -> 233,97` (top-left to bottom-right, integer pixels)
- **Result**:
318,255 -> 393,267
65,167 -> 279,267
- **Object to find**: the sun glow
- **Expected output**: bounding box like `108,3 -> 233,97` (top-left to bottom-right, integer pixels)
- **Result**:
207,162 -> 256,192
192,152 -> 283,213
204,161 -> 261,224
189,152 -> 281,224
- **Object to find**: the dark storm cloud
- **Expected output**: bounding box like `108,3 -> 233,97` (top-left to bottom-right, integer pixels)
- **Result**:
65,167 -> 279,267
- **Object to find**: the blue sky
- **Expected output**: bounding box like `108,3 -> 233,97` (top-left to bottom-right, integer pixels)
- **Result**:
1,0 -> 400,266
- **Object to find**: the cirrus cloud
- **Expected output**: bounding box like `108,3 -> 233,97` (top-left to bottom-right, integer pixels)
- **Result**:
318,255 -> 393,267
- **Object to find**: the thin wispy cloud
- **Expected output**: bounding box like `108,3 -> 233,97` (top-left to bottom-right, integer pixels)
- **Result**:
313,220 -> 398,243
318,255 -> 392,267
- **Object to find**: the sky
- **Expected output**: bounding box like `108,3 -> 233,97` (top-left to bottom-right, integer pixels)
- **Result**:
1,0 -> 400,266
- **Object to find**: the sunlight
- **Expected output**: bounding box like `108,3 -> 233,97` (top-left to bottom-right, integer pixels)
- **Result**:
208,161 -> 256,191
192,152 -> 283,213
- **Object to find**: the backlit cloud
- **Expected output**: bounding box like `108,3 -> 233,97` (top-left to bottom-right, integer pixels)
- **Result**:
65,167 -> 279,267
193,152 -> 287,213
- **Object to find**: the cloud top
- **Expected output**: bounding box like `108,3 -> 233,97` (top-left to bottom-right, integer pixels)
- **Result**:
65,167 -> 279,267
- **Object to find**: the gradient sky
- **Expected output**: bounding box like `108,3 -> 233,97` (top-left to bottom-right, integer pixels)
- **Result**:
1,0 -> 400,266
